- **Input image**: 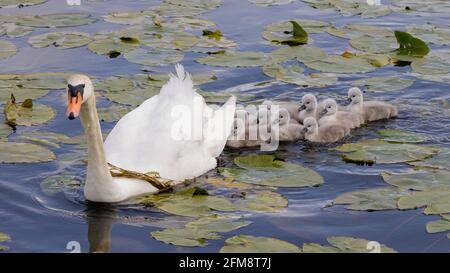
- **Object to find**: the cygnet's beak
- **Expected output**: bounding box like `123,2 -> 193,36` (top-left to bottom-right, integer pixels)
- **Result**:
302,127 -> 308,133
299,104 -> 306,111
320,109 -> 328,117
346,98 -> 353,104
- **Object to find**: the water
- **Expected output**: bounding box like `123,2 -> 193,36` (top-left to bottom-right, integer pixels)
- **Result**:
0,0 -> 449,253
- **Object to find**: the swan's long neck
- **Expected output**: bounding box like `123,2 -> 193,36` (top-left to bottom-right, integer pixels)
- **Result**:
80,95 -> 115,201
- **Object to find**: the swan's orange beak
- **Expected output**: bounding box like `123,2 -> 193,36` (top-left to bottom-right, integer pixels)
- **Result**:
67,92 -> 82,120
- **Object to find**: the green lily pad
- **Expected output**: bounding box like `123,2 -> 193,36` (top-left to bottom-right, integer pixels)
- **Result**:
1,23 -> 33,38
426,214 -> 450,234
148,3 -> 208,17
0,141 -> 56,163
262,20 -> 308,46
411,50 -> 450,75
351,77 -> 415,93
0,123 -> 12,140
334,139 -> 439,164
304,55 -> 377,74
186,215 -> 252,233
391,31 -> 430,62
382,170 -> 450,191
98,104 -> 132,122
304,236 -> 396,253
28,31 -> 91,49
103,11 -> 150,25
0,232 -> 10,251
0,71 -> 72,90
334,187 -> 407,211
408,25 -> 450,46
9,103 -> 55,126
0,40 -> 17,60
103,86 -> 159,106
349,35 -> 398,54
270,46 -> 327,63
263,64 -> 337,88
151,227 -> 220,247
16,131 -> 79,148
0,0 -> 46,8
398,188 -> 450,215
327,24 -> 394,39
249,0 -> 293,6
205,177 -> 252,190
221,154 -> 324,188
164,0 -> 223,10
234,190 -> 288,213
196,51 -> 271,67
9,13 -> 96,28
40,174 -> 81,196
408,148 -> 450,170
88,34 -> 140,58
377,129 -> 428,143
124,48 -> 184,67
220,235 -> 301,253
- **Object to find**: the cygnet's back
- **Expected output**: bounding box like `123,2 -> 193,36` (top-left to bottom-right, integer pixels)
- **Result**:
304,117 -> 350,143
347,87 -> 398,122
319,98 -> 363,129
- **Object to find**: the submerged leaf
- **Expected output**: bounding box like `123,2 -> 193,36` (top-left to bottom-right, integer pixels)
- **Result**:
41,174 -> 81,195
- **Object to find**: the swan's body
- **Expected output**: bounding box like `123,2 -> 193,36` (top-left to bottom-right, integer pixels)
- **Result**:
67,65 -> 236,203
347,87 -> 398,122
319,98 -> 363,129
303,117 -> 350,143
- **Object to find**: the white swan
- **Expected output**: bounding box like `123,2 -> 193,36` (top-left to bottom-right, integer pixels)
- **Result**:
66,64 -> 236,203
347,87 -> 398,122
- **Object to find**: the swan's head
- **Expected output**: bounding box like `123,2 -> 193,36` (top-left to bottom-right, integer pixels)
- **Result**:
320,98 -> 338,117
299,94 -> 317,112
348,87 -> 363,105
66,74 -> 94,120
302,117 -> 318,135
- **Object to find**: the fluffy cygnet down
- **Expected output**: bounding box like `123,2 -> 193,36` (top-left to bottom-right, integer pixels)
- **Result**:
303,117 -> 350,143
347,87 -> 398,122
298,94 -> 320,122
273,109 -> 304,141
226,109 -> 265,148
262,100 -> 301,123
318,98 -> 364,129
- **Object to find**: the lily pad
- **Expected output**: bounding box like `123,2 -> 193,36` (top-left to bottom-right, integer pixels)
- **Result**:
186,215 -> 252,233
0,232 -> 10,251
263,20 -> 308,46
249,0 -> 293,6
0,40 -> 17,60
103,11 -> 150,25
349,35 -> 398,54
0,23 -> 33,38
0,0 -> 46,8
98,104 -> 132,122
382,170 -> 450,191
40,174 -> 81,195
398,188 -> 450,215
0,71 -> 72,90
0,141 -> 55,163
334,139 -> 439,164
304,236 -> 396,253
164,0 -> 223,10
407,25 -> 450,46
0,123 -> 12,140
9,13 -> 96,28
408,148 -> 450,170
205,177 -> 252,190
411,50 -> 450,75
28,31 -> 91,49
263,64 -> 337,88
17,131 -> 79,148
196,51 -> 271,67
3,97 -> 55,126
377,129 -> 428,143
148,3 -> 208,17
270,46 -> 327,63
334,187 -> 407,211
88,34 -> 140,58
151,227 -> 220,247
391,31 -> 430,62
304,55 -> 377,73
426,214 -> 450,234
327,24 -> 393,39
103,86 -> 159,106
234,190 -> 288,213
124,48 -> 184,67
221,154 -> 324,188
220,235 -> 301,253
351,77 -> 414,93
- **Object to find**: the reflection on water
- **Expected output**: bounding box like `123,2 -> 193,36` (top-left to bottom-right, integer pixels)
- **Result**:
0,0 -> 449,252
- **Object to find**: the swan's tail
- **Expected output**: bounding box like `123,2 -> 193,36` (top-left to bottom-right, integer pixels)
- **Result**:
160,64 -> 194,96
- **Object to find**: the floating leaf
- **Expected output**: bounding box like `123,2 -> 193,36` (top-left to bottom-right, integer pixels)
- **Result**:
349,35 -> 398,54
407,25 -> 450,46
248,0 -> 293,6
16,131 -> 79,148
327,24 -> 393,39
334,139 -> 439,164
196,51 -> 271,67
186,215 -> 252,233
398,188 -> 450,215
205,177 -> 252,190
148,3 -> 208,17
0,71 -> 72,90
262,20 -> 308,46
0,0 -> 46,8
164,0 -> 223,10
408,148 -> 450,170
124,48 -> 183,67
270,46 -> 327,63
8,13 -> 96,28
334,187 -> 408,211
28,31 -> 91,49
97,104 -> 132,122
103,86 -> 159,107
0,141 -> 55,163
151,228 -> 220,247
263,64 -> 337,88
351,77 -> 414,93
235,190 -> 288,213
376,129 -> 428,143
382,170 -> 450,191
3,97 -> 55,126
0,123 -> 12,140
426,215 -> 450,234
392,31 -> 430,61
103,11 -> 149,25
220,235 -> 301,253
88,34 -> 139,58
411,50 -> 450,75
304,55 -> 377,74
40,174 -> 81,196
0,40 -> 17,60
0,232 -> 11,251
1,23 -> 33,38
303,236 -> 396,253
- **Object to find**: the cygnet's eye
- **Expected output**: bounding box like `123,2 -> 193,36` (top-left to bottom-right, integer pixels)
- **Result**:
306,102 -> 310,104
352,95 -> 356,98
328,106 -> 331,109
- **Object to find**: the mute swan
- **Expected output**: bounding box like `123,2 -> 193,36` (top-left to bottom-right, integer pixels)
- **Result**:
319,98 -> 363,129
347,87 -> 398,122
298,94 -> 319,122
66,64 -> 236,203
303,117 -> 350,143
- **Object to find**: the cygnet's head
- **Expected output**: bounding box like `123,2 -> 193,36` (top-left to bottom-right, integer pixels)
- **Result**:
299,94 -> 317,112
302,117 -> 318,135
66,74 -> 94,120
348,87 -> 363,105
320,98 -> 338,117
273,108 -> 290,126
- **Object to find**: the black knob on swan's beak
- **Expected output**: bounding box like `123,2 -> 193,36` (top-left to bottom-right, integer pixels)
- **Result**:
68,112 -> 75,120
